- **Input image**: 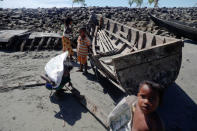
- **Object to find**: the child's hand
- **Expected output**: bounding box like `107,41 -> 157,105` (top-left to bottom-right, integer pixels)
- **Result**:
68,82 -> 72,87
51,81 -> 56,86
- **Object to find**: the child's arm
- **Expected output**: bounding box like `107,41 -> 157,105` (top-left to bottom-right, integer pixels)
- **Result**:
87,37 -> 92,54
77,36 -> 81,53
40,75 -> 56,86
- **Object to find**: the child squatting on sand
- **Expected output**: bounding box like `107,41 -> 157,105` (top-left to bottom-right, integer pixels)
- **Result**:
108,80 -> 165,131
41,61 -> 73,97
77,27 -> 91,73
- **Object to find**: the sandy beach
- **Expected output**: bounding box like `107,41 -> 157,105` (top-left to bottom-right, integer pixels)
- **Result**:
0,40 -> 197,131
0,6 -> 197,131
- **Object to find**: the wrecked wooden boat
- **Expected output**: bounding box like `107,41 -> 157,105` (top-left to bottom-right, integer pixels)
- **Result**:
0,30 -> 62,51
149,14 -> 197,41
89,15 -> 183,94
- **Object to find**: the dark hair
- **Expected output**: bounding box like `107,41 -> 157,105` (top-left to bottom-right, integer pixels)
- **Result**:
64,17 -> 73,26
79,26 -> 87,33
64,61 -> 73,71
139,80 -> 165,105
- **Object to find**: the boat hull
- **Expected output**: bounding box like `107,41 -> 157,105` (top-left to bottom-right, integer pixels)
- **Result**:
149,14 -> 197,41
89,14 -> 183,94
113,41 -> 182,94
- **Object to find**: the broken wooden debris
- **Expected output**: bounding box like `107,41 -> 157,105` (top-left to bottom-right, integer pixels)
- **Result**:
0,81 -> 45,93
0,30 -> 62,51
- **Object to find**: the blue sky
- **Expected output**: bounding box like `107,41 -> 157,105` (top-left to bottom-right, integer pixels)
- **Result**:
0,0 -> 197,8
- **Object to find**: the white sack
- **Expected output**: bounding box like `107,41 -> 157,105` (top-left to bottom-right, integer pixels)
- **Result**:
45,51 -> 68,89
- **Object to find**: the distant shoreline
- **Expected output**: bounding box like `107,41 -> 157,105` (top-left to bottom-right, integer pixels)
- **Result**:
0,6 -> 197,9
0,7 -> 196,41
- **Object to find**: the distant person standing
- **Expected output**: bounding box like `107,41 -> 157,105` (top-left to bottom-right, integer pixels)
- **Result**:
77,27 -> 91,73
87,11 -> 98,38
62,17 -> 74,60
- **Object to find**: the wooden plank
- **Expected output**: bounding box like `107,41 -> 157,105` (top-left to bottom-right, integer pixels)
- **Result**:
136,33 -> 147,50
96,69 -> 126,94
144,33 -> 155,48
156,35 -> 165,45
115,53 -> 182,94
53,38 -> 61,50
104,29 -> 138,51
98,32 -> 109,52
92,26 -> 99,55
20,39 -> 27,51
127,29 -> 131,42
0,81 -> 45,93
113,40 -> 183,71
98,31 -> 111,51
112,23 -> 118,33
151,36 -> 157,46
29,32 -> 61,39
99,30 -> 114,50
101,30 -> 116,50
0,30 -> 29,43
37,37 -> 48,50
97,37 -> 105,53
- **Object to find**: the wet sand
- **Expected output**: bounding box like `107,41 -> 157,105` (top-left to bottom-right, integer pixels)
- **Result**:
0,40 -> 197,130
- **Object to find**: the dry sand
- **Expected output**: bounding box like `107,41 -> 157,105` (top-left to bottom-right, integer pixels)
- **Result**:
0,40 -> 197,131
0,51 -> 108,131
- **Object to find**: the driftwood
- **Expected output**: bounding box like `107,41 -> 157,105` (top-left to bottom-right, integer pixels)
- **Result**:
0,81 -> 45,93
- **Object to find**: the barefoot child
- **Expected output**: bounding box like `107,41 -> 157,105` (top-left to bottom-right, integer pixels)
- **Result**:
62,17 -> 74,60
77,27 -> 91,73
41,53 -> 73,97
108,80 -> 165,131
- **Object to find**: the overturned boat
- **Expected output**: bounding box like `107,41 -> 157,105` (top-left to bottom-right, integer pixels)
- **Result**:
89,15 -> 183,94
149,14 -> 197,41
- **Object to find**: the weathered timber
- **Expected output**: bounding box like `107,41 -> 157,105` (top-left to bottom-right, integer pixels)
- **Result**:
0,81 -> 45,93
149,14 -> 197,41
0,30 -> 29,43
89,14 -> 183,94
0,30 -> 62,51
0,30 -> 30,50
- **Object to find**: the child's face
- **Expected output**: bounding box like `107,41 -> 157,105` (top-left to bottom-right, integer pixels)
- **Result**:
80,30 -> 86,38
137,84 -> 159,114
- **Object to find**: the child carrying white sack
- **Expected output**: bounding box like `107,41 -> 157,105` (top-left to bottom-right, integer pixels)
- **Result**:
41,51 -> 73,97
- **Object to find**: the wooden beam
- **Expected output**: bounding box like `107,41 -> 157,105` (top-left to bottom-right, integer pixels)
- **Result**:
0,81 -> 45,93
104,29 -> 138,51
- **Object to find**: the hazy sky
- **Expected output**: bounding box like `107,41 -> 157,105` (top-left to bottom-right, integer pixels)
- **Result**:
0,0 -> 196,8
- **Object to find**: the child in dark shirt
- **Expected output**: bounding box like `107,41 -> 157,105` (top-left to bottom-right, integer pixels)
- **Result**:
41,61 -> 73,97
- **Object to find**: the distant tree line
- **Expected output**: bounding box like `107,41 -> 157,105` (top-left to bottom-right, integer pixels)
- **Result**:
128,0 -> 159,7
72,0 -> 159,8
72,0 -> 86,7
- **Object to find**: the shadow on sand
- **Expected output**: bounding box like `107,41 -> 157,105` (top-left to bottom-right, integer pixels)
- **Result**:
50,92 -> 87,126
82,68 -> 126,104
158,83 -> 197,131
184,39 -> 197,45
96,70 -> 126,104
